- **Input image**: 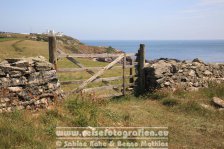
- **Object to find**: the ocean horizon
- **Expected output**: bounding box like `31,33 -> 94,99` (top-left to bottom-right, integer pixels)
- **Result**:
82,40 -> 224,63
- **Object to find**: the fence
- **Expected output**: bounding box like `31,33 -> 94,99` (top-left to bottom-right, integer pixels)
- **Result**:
48,35 -> 146,98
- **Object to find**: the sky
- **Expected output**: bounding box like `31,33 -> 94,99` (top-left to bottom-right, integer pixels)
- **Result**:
1,0 -> 224,40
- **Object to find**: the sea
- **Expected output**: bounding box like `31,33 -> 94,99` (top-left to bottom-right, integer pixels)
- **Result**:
82,40 -> 224,63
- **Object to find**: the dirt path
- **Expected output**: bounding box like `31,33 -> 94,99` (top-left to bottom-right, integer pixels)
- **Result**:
11,40 -> 24,52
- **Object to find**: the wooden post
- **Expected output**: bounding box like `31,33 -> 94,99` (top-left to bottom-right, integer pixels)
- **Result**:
122,53 -> 126,96
48,32 -> 57,70
136,44 -> 146,95
129,57 -> 134,84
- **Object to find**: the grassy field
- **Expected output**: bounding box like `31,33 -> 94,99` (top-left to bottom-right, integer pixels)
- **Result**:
0,38 -> 224,148
1,85 -> 224,148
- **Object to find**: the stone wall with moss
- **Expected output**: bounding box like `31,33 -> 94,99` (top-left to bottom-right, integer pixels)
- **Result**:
0,56 -> 62,113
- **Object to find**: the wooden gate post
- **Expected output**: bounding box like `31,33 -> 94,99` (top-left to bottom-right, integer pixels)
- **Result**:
48,31 -> 57,70
136,44 -> 146,95
129,58 -> 134,84
122,53 -> 126,96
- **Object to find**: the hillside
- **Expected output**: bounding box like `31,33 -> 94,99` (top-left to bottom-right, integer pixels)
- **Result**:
0,33 -> 119,55
0,35 -> 224,149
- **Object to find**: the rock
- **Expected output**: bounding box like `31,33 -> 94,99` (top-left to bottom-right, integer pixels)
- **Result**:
212,97 -> 224,108
35,62 -> 53,71
34,100 -> 40,105
189,70 -> 196,77
0,99 -> 4,103
0,103 -> 7,108
28,72 -> 42,84
30,56 -> 46,62
40,98 -> 48,105
192,58 -> 204,63
12,60 -> 31,67
193,82 -> 199,87
204,70 -> 212,76
200,103 -> 214,111
26,105 -> 32,110
10,77 -> 27,86
188,87 -> 199,91
181,77 -> 188,82
178,70 -> 183,73
96,57 -> 113,63
164,82 -> 171,86
218,108 -> 224,112
16,106 -> 24,110
145,58 -> 224,92
0,78 -> 10,87
8,87 -> 23,92
192,62 -> 202,67
9,71 -> 23,77
156,78 -> 165,84
5,58 -> 22,63
151,60 -> 172,78
0,64 -> 26,72
25,67 -> 36,74
42,70 -> 57,81
18,91 -> 32,100
7,107 -> 12,112
0,70 -> 6,77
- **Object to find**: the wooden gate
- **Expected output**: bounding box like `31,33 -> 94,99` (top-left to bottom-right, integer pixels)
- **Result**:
48,36 -> 141,98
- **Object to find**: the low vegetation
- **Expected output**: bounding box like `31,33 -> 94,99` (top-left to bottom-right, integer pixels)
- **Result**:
0,36 -> 224,148
0,83 -> 224,148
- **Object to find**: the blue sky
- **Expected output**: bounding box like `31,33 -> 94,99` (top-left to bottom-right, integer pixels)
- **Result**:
1,0 -> 224,40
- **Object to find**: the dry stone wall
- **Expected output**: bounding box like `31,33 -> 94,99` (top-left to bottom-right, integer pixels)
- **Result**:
0,56 -> 62,113
145,58 -> 224,91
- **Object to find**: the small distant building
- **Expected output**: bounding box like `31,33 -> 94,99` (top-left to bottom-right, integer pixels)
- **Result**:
6,34 -> 12,37
30,36 -> 37,40
47,30 -> 64,37
56,32 -> 64,37
21,33 -> 29,35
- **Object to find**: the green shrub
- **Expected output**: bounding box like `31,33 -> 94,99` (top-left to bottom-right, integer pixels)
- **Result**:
178,100 -> 208,116
40,109 -> 61,137
106,46 -> 116,53
200,82 -> 224,99
65,95 -> 98,127
173,88 -> 188,99
145,91 -> 169,100
161,98 -> 179,106
0,111 -> 48,148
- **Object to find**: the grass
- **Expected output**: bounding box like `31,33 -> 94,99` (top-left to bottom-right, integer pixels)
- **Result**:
0,38 -> 224,148
0,85 -> 224,148
0,39 -> 48,61
161,98 -> 179,106
0,38 -> 19,42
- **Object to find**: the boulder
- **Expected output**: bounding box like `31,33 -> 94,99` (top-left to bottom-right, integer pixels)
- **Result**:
204,70 -> 212,76
192,58 -> 204,63
151,60 -> 172,78
212,97 -> 224,108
